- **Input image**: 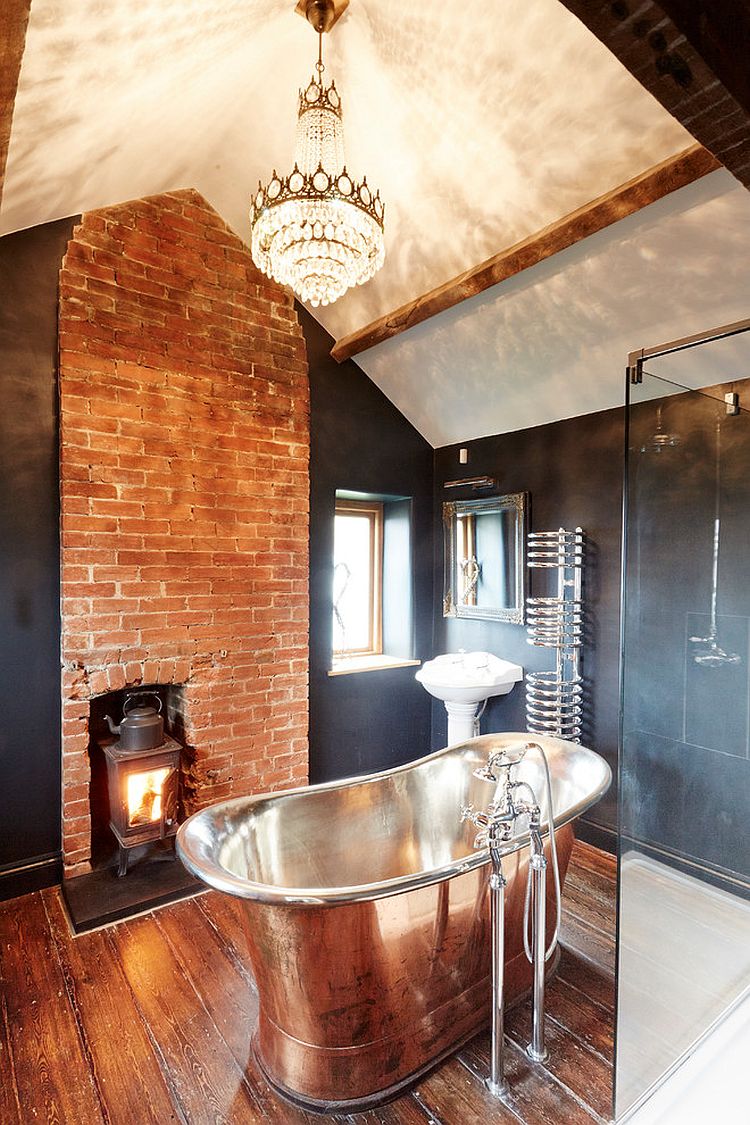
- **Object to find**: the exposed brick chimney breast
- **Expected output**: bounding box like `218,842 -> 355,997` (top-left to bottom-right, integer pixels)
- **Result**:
59,189 -> 309,876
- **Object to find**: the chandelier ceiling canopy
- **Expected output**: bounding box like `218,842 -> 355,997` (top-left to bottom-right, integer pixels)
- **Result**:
249,0 -> 385,308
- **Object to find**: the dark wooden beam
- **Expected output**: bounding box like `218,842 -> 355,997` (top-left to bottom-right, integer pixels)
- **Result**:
331,143 -> 719,363
0,1 -> 31,210
557,0 -> 750,189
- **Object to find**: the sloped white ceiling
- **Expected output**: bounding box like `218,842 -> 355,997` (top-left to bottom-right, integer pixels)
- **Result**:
4,0 -> 742,446
356,170 -> 750,446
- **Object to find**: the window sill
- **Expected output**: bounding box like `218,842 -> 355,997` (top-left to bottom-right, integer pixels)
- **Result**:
328,656 -> 422,677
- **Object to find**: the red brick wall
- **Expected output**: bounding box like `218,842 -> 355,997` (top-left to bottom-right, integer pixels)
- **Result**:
58,189 -> 309,877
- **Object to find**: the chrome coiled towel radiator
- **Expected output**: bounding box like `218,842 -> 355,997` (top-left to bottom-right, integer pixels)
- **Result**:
525,528 -> 584,742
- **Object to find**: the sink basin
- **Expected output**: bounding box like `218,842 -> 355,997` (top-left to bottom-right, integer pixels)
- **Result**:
416,652 -> 523,746
416,651 -> 523,704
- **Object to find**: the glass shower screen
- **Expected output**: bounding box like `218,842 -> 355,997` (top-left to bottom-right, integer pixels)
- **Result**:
617,332 -> 750,1117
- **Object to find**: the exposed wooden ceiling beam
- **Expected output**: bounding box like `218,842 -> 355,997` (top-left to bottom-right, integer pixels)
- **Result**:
331,143 -> 719,363
0,1 -> 31,210
557,0 -> 750,190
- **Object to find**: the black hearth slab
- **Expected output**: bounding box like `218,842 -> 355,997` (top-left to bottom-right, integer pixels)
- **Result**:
61,853 -> 203,934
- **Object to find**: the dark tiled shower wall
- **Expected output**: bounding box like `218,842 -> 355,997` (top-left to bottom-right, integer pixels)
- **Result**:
624,382 -> 750,885
621,731 -> 750,883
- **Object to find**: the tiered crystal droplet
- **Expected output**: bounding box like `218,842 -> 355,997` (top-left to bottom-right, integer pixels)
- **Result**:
250,74 -> 384,307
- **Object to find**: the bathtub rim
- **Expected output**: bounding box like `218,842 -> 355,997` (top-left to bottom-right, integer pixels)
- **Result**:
176,732 -> 611,906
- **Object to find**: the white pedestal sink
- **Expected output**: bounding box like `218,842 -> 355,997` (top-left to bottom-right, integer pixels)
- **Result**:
415,652 -> 524,745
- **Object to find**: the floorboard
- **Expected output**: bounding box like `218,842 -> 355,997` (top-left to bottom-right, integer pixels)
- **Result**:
198,890 -> 259,990
352,1101 -> 438,1125
0,892 -> 105,1123
0,987 -> 23,1123
561,875 -> 615,935
458,1036 -> 602,1125
559,912 -> 616,978
568,841 -> 616,877
556,946 -> 615,1014
414,1055 -> 523,1124
506,1005 -> 612,1122
41,887 -> 179,1125
111,912 -> 265,1123
154,899 -> 331,1124
0,838 -> 616,1124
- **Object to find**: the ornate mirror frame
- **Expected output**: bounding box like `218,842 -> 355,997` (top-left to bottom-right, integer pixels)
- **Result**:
443,492 -> 527,623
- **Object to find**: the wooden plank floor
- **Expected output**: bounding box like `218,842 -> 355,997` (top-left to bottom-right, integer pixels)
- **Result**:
0,840 -> 616,1124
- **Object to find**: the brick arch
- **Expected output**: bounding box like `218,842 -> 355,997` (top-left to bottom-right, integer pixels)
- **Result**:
59,189 -> 310,877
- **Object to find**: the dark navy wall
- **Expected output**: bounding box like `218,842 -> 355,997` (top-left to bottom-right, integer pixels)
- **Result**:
0,218 -> 76,897
432,408 -> 625,843
303,308 -> 434,783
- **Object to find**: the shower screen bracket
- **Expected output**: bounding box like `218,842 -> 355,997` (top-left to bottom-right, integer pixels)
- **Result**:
628,315 -> 750,387
627,350 -> 644,385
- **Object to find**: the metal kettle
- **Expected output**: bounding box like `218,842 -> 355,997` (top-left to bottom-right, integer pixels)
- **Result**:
105,692 -> 164,752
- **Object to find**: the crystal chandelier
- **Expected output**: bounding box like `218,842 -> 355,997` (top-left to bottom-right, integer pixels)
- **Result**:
250,0 -> 384,308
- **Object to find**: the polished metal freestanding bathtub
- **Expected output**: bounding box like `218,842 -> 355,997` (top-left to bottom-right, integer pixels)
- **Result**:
177,732 -> 611,1112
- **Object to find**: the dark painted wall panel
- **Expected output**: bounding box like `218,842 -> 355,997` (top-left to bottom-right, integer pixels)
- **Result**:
433,408 -> 625,837
0,219 -> 75,887
303,307 -> 434,783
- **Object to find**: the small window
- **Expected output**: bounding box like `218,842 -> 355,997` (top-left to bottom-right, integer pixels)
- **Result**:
332,499 -> 383,658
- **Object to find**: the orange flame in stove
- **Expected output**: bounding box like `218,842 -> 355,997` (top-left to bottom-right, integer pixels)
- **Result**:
127,767 -> 170,827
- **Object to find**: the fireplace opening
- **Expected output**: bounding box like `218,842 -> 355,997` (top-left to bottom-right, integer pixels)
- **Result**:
62,683 -> 201,933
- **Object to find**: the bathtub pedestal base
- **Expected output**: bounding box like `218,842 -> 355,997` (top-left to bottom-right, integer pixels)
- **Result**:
252,1030 -> 484,1116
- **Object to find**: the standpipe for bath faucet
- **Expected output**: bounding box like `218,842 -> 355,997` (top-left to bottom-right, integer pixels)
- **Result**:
526,807 -> 549,1063
461,804 -> 512,1097
463,740 -> 561,1096
487,823 -> 509,1098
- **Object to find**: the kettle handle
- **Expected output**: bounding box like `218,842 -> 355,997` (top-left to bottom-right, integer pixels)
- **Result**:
123,691 -> 163,715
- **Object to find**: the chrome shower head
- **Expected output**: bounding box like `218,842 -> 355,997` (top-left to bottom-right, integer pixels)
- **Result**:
640,404 -> 681,455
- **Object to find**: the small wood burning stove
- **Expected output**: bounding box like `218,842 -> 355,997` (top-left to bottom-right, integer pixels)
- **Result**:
100,697 -> 182,876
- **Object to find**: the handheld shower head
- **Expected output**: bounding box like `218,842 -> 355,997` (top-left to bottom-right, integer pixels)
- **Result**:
472,741 -> 532,782
501,742 -> 533,764
473,764 -> 498,782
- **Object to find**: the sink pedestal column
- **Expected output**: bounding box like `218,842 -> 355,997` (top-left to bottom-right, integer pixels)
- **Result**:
444,700 -> 482,745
